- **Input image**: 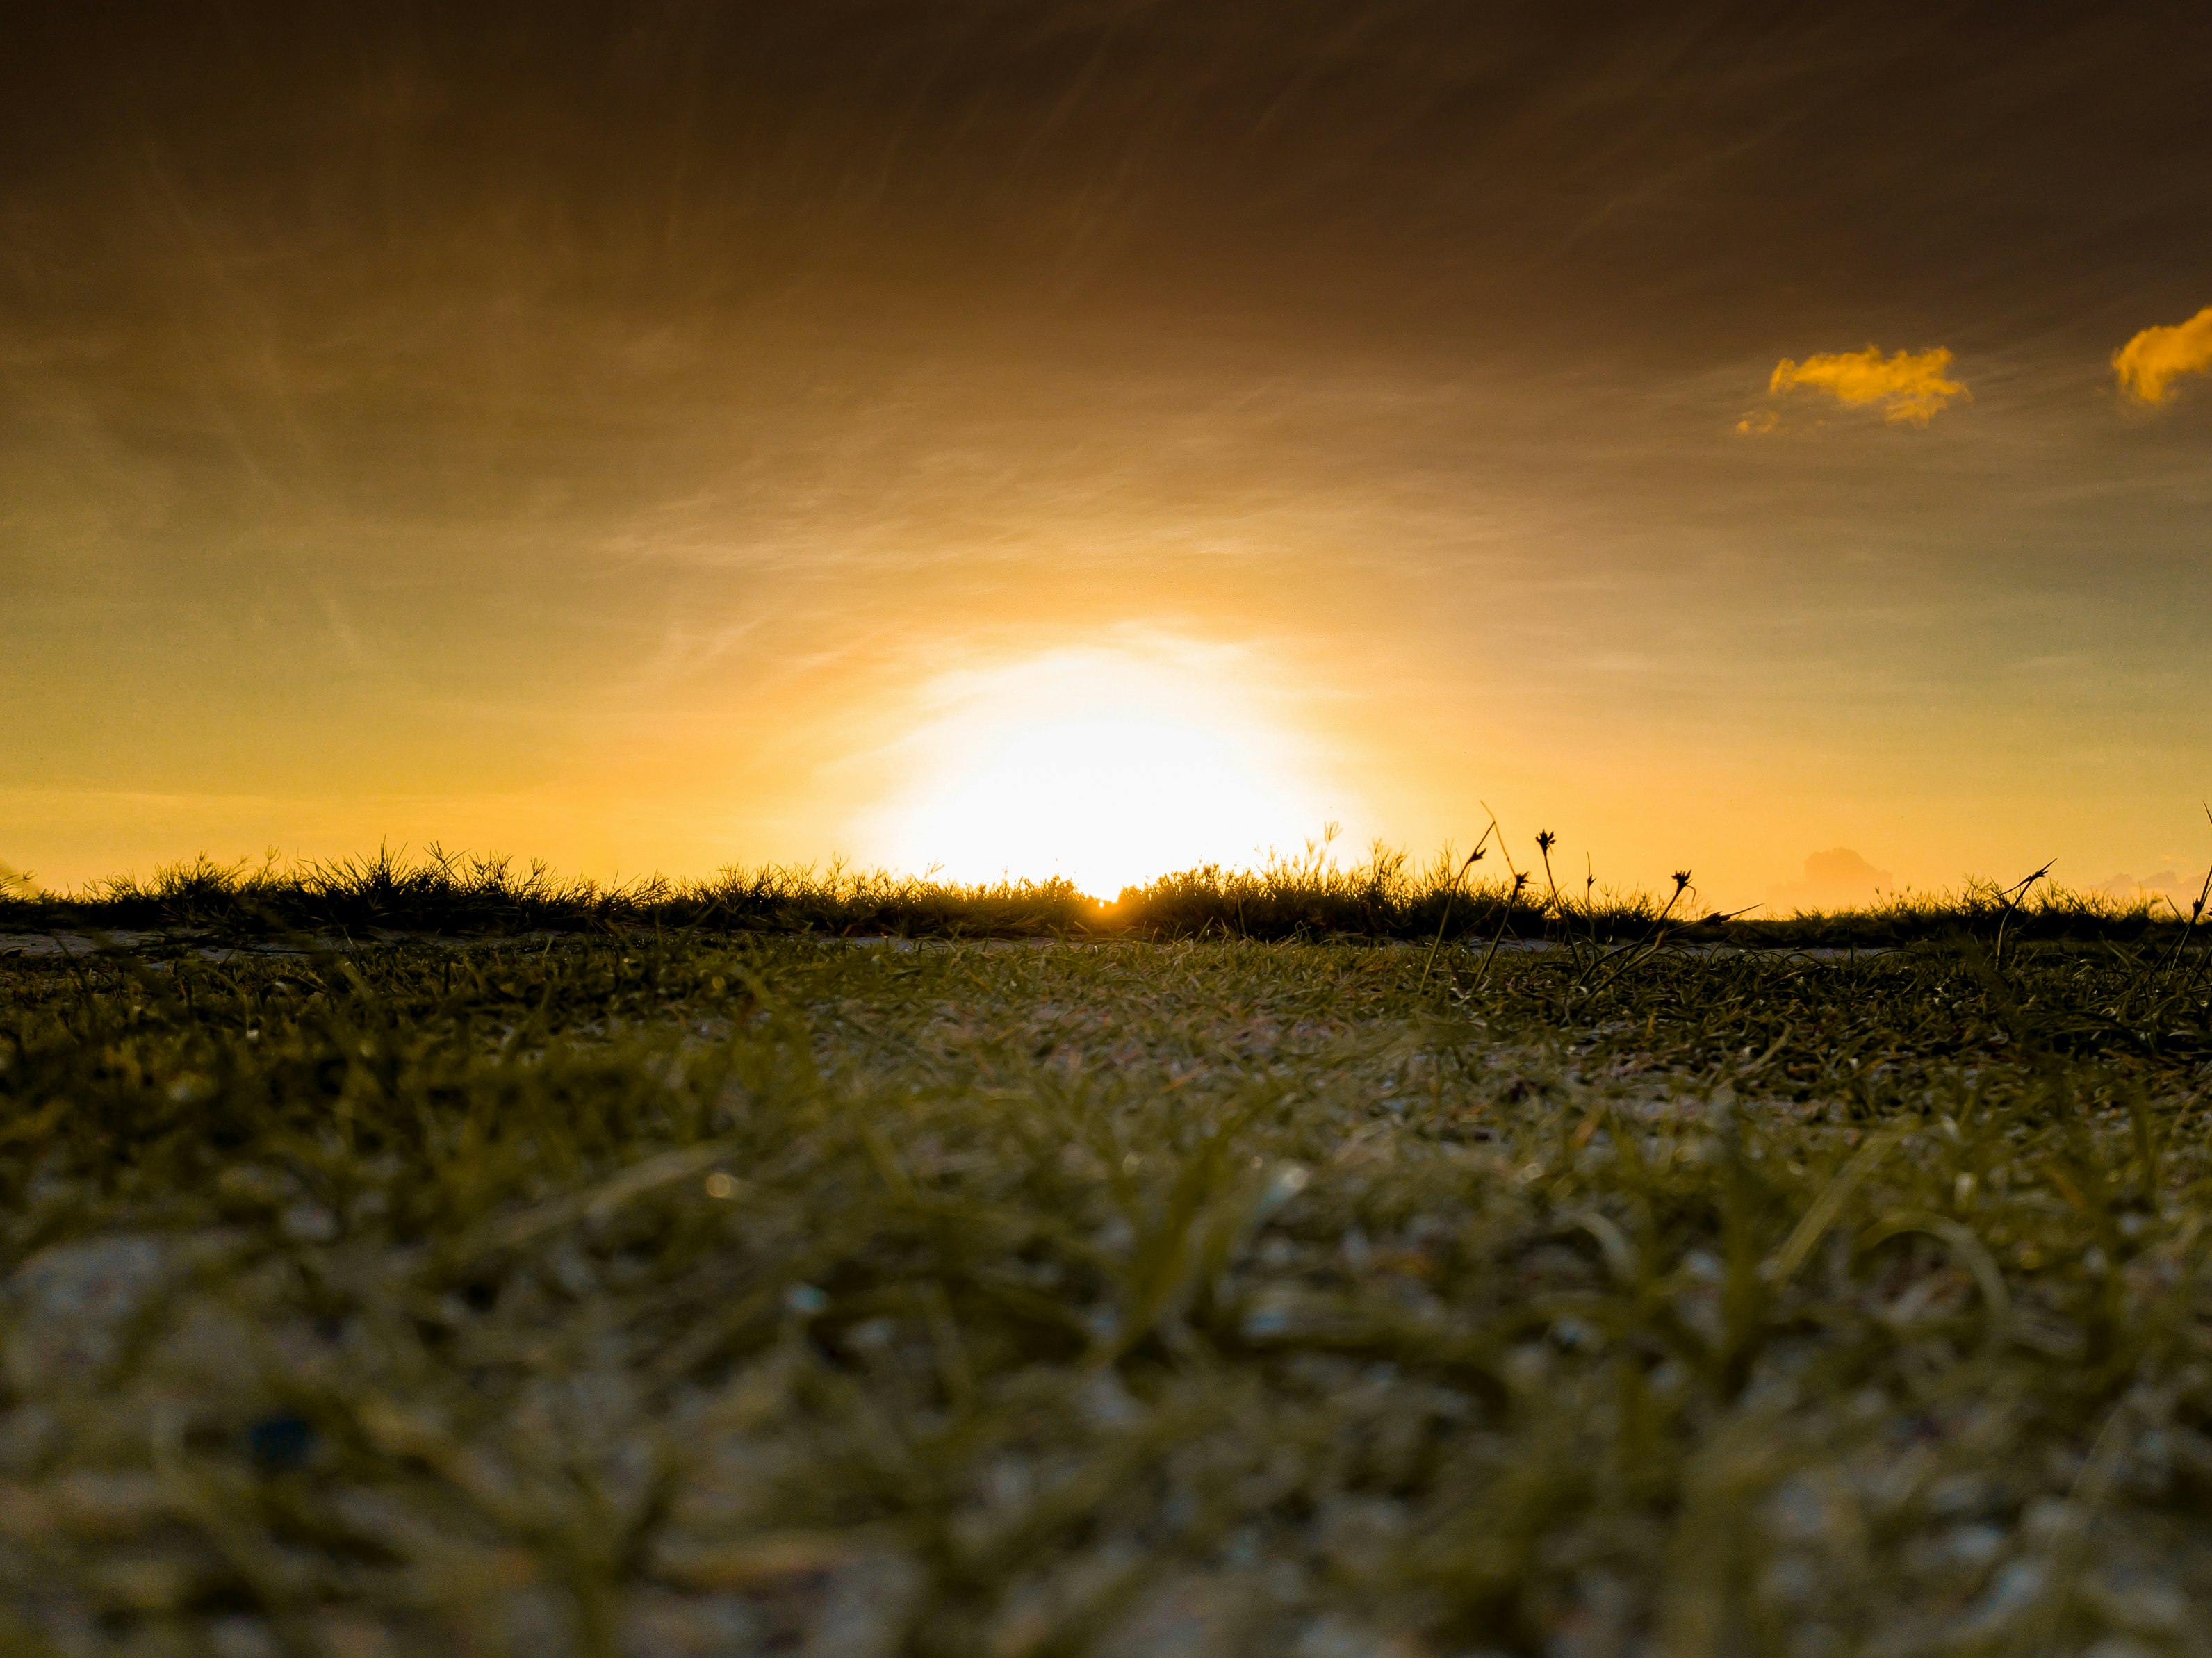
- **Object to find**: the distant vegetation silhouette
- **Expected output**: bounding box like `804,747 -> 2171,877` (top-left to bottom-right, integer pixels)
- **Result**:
2,842 -> 2199,949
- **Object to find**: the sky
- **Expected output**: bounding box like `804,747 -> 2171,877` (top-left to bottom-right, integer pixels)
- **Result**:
7,1 -> 2212,908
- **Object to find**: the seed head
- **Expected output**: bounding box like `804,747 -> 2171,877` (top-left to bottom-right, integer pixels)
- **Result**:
1535,830 -> 1557,855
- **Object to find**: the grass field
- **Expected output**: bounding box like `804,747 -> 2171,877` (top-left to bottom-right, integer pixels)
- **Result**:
6,881 -> 2212,1655
0,844 -> 2196,949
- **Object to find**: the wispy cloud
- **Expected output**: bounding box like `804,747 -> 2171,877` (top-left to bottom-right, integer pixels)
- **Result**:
1762,345 -> 1967,427
2113,305 -> 2212,406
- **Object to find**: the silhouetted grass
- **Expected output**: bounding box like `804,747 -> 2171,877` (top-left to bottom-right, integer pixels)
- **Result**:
2,843 -> 2198,948
0,847 -> 1101,940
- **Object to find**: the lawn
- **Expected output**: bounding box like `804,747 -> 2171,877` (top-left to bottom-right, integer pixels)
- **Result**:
3,926 -> 2211,1656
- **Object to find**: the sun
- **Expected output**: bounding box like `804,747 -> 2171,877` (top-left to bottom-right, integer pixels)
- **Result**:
860,643 -> 1345,897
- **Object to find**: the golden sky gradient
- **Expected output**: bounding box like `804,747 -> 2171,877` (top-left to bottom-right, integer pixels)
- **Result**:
7,4 -> 2212,910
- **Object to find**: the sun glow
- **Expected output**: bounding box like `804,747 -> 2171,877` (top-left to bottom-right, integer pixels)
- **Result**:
860,644 -> 1345,897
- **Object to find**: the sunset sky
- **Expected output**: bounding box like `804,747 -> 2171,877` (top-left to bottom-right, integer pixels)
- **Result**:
8,3 -> 2212,908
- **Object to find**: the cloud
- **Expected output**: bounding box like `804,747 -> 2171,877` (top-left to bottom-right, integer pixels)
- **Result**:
2113,305 -> 2212,406
1764,345 -> 1967,427
2093,869 -> 2207,909
1766,847 -> 1894,912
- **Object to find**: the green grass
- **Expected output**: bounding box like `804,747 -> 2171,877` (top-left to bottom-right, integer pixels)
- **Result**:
6,926 -> 2212,1655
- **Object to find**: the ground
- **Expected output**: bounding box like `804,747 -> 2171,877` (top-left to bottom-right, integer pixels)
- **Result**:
3,933 -> 2211,1657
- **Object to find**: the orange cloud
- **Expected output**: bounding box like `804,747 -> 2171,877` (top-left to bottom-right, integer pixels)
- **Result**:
1767,345 -> 1966,427
1766,847 -> 1894,913
2113,305 -> 2212,406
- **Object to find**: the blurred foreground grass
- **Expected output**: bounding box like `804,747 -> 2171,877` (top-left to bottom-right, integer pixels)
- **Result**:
4,933 -> 2212,1656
